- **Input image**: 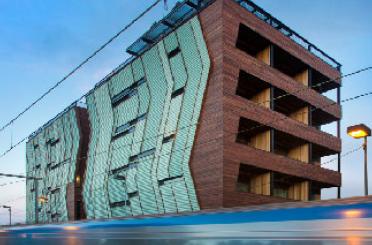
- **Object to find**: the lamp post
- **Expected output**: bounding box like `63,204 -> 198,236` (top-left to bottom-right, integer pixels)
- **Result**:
0,173 -> 42,224
347,123 -> 371,196
2,205 -> 11,226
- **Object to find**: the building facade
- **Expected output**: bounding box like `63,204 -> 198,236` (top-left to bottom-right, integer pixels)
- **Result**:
26,0 -> 342,223
26,105 -> 89,224
191,0 -> 341,208
82,17 -> 210,219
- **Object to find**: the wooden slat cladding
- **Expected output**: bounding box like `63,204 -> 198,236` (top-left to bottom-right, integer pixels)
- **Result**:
255,46 -> 271,65
289,107 -> 309,125
223,159 -> 288,207
288,181 -> 310,201
250,88 -> 270,109
249,131 -> 270,152
249,173 -> 271,195
288,144 -> 310,163
294,69 -> 310,87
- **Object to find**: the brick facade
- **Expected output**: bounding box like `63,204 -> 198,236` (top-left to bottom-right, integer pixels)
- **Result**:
190,0 -> 342,209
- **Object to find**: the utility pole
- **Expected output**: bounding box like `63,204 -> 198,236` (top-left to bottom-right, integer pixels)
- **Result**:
2,205 -> 11,226
337,87 -> 341,199
347,124 -> 371,196
364,136 -> 368,196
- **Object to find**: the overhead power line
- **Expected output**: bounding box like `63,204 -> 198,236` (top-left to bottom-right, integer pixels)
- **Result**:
321,145 -> 363,166
0,196 -> 26,205
0,142 -> 362,189
0,65 -> 372,162
0,180 -> 26,188
0,88 -> 368,194
0,173 -> 29,179
256,66 -> 372,107
2,86 -> 371,184
0,173 -> 41,180
0,136 -> 28,159
0,0 -> 162,136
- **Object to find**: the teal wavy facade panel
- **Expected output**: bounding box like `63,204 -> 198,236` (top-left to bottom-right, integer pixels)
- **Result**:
83,16 -> 210,219
25,107 -> 84,224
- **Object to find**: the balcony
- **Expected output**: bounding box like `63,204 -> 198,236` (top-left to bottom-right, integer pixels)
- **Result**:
273,46 -> 339,93
236,70 -> 339,128
236,71 -> 271,108
235,23 -> 340,96
236,24 -> 271,66
234,0 -> 341,71
236,117 -> 338,164
236,164 -> 326,201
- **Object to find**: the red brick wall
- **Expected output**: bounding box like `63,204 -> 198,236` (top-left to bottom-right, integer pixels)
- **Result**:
192,0 -> 341,209
222,0 -> 341,81
73,107 -> 90,220
189,0 -> 225,209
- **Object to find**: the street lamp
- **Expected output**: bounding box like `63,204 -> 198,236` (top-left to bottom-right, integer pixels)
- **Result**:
347,123 -> 371,196
38,196 -> 49,204
2,205 -> 11,226
0,173 -> 42,224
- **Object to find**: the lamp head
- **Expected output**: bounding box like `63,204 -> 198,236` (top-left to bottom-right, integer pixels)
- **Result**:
347,124 -> 371,139
38,196 -> 49,204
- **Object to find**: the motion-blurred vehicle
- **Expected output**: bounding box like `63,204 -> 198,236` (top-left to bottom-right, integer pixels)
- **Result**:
1,196 -> 372,245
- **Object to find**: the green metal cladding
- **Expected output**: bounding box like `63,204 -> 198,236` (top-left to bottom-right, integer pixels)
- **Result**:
26,106 -> 82,224
83,17 -> 210,219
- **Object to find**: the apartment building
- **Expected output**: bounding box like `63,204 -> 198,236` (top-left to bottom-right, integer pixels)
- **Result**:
26,0 -> 342,223
193,0 -> 341,208
26,104 -> 89,224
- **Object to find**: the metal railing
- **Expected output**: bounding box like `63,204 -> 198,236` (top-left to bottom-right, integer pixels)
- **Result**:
235,0 -> 341,71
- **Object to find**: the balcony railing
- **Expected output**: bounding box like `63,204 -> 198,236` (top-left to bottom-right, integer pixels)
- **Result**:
235,0 -> 341,71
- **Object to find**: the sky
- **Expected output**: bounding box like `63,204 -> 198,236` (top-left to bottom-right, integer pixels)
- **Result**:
0,0 -> 371,225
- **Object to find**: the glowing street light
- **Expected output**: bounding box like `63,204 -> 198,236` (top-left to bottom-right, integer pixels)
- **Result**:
38,196 -> 49,204
347,124 -> 371,196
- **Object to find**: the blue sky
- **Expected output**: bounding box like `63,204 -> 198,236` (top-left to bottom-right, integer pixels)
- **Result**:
0,0 -> 371,225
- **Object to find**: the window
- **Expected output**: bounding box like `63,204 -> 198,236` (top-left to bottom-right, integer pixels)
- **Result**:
111,78 -> 146,107
236,24 -> 271,59
129,148 -> 156,163
110,200 -> 130,208
168,47 -> 181,59
112,113 -> 147,140
171,87 -> 185,98
236,164 -> 270,196
236,117 -> 271,152
158,175 -> 183,186
236,70 -> 271,108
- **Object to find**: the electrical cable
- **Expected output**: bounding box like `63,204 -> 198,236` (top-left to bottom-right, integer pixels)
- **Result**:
1,65 -> 372,161
0,180 -> 26,188
320,145 -> 363,166
6,89 -> 370,184
2,84 -> 372,182
0,0 -> 163,135
0,90 -> 367,222
0,195 -> 26,205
